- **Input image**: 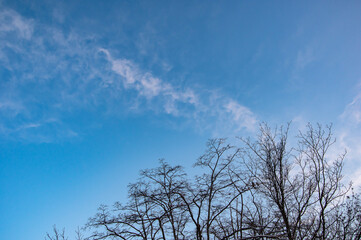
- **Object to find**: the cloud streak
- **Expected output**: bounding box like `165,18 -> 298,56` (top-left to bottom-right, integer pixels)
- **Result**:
99,48 -> 257,133
0,7 -> 257,141
0,9 -> 33,39
336,90 -> 361,188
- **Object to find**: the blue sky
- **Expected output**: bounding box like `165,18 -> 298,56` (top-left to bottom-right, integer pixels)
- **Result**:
1,1 -> 361,239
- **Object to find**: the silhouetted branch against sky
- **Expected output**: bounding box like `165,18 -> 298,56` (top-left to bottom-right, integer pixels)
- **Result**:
83,124 -> 358,239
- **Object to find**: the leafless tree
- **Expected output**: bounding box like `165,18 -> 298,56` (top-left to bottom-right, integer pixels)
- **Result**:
47,123 -> 360,240
332,190 -> 361,239
179,138 -> 253,240
86,184 -> 164,239
85,160 -> 188,240
45,226 -> 84,240
240,123 -> 350,240
45,226 -> 68,240
137,160 -> 189,239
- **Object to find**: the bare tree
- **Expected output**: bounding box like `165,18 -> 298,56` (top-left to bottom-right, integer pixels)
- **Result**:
240,123 -> 350,240
86,160 -> 188,240
332,190 -> 361,239
45,226 -> 84,240
138,160 -> 189,240
181,138 -> 252,240
48,123 -> 360,240
45,226 -> 68,240
86,185 -> 164,239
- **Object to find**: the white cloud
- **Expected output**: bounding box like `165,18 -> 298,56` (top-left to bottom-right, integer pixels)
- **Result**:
100,49 -> 190,105
100,48 -> 193,102
0,9 -> 33,39
100,48 -> 257,133
295,47 -> 314,71
0,7 -> 258,141
290,46 -> 316,87
225,100 -> 257,132
350,168 -> 361,189
341,93 -> 361,124
0,100 -> 23,114
336,90 -> 361,188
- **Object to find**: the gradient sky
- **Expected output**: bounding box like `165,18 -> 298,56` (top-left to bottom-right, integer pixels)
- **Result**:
1,1 -> 361,239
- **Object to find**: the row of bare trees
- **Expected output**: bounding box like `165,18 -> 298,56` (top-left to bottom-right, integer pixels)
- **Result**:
46,124 -> 361,240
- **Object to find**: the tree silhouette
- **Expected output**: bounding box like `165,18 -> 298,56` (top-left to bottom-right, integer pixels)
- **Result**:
47,123 -> 361,240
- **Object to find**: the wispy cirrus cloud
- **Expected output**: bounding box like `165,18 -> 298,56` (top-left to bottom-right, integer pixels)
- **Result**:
225,100 -> 257,132
99,48 -> 257,133
336,89 -> 361,187
289,46 -> 315,87
0,9 -> 33,39
0,7 -> 257,141
99,48 -> 198,114
341,92 -> 361,124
